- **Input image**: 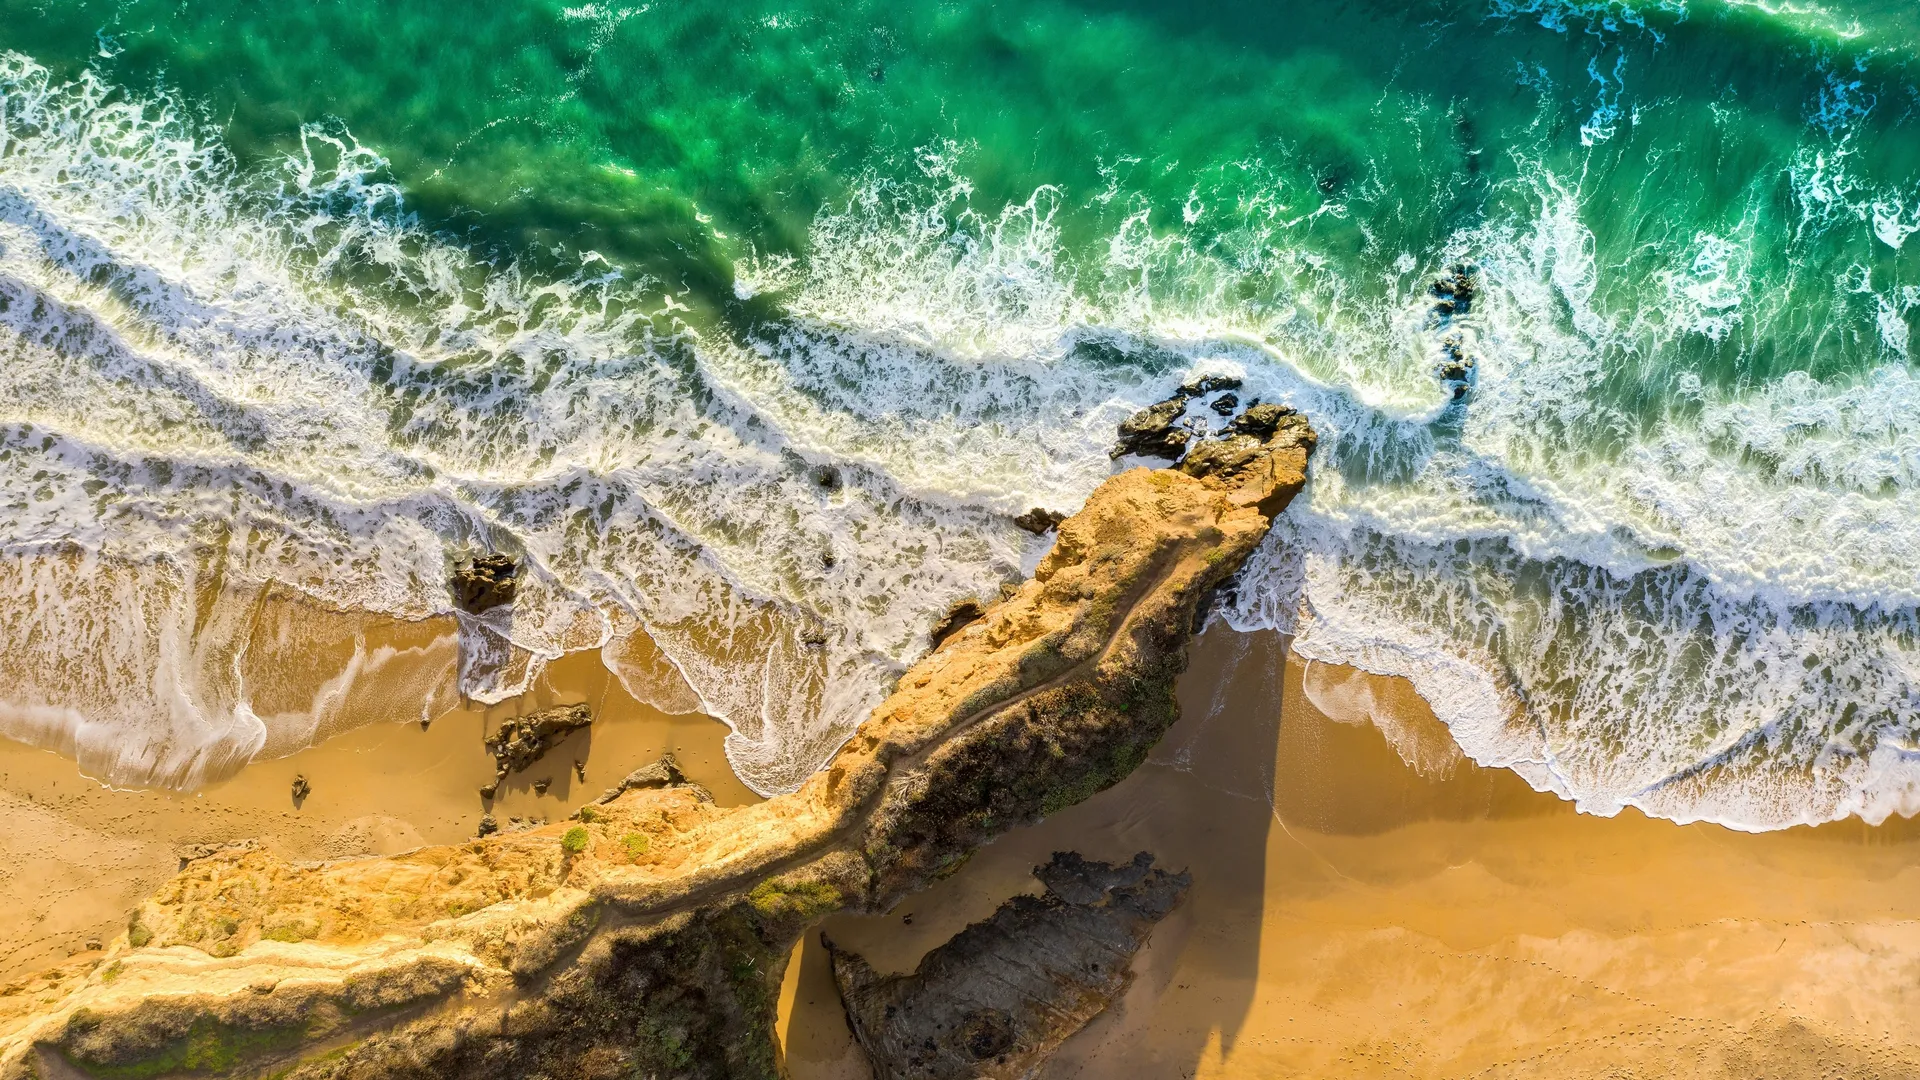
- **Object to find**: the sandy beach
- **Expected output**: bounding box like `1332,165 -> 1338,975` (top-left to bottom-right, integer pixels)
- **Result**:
7,612 -> 1920,1076
0,626 -> 753,983
781,627 -> 1920,1078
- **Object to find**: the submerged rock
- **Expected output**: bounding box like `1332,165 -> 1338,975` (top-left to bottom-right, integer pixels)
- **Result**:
1435,335 -> 1476,399
451,553 -> 518,614
826,851 -> 1190,1080
1430,262 -> 1476,318
1011,507 -> 1066,535
483,703 -> 592,784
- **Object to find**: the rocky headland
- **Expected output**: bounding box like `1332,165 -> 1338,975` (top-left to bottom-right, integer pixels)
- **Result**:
0,401 -> 1314,1080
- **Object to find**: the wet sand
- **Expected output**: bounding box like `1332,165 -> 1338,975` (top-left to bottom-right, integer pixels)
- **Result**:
781,627 -> 1920,1079
0,630 -> 752,981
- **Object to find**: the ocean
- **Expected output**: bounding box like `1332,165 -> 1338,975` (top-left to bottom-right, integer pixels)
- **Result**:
0,0 -> 1915,828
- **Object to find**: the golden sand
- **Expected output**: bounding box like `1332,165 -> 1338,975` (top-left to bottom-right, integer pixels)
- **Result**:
781,628 -> 1920,1079
0,625 -> 751,982
9,601 -> 1920,1077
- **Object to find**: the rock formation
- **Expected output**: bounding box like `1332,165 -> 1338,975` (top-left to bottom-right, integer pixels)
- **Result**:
826,851 -> 1190,1080
451,553 -> 519,614
479,703 -> 593,799
0,406 -> 1314,1080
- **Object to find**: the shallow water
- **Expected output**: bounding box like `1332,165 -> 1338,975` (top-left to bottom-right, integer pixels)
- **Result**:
0,0 -> 1915,824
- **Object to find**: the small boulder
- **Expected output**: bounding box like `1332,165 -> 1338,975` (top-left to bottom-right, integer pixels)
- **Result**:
452,553 -> 518,614
290,775 -> 311,804
1012,507 -> 1066,535
476,815 -> 499,838
1209,392 -> 1240,416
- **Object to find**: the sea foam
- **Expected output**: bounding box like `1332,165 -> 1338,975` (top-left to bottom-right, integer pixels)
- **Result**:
3,48 -> 1919,829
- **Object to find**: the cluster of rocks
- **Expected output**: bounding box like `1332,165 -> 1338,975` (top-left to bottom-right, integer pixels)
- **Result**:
1108,373 -> 1248,462
475,814 -> 548,839
1428,263 -> 1478,399
826,851 -> 1191,1080
477,703 -> 593,800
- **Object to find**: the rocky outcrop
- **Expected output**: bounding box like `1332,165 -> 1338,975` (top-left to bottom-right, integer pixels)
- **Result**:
1108,395 -> 1193,460
479,703 -> 593,799
826,852 -> 1189,1080
1108,374 -> 1249,462
0,409 -> 1314,1080
451,553 -> 518,614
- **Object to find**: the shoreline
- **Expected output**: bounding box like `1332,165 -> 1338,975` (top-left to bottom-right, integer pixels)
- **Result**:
781,627 -> 1920,1078
0,642 -> 753,983
5,616 -> 1920,1072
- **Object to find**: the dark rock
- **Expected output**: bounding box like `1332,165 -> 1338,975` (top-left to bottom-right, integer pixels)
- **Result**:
1177,373 -> 1242,397
1011,507 -> 1066,535
1108,395 -> 1192,460
452,553 -> 518,614
810,464 -> 843,492
290,775 -> 311,804
1430,263 -> 1476,318
1230,402 -> 1299,439
476,815 -> 498,838
531,778 -> 550,796
929,600 -> 987,650
574,760 -> 587,781
478,782 -> 498,801
484,703 -> 593,783
1209,392 -> 1240,415
1436,335 -> 1476,399
826,851 -> 1191,1080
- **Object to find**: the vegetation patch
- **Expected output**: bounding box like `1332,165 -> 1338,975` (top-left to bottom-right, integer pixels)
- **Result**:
621,832 -> 650,861
66,1016 -> 310,1080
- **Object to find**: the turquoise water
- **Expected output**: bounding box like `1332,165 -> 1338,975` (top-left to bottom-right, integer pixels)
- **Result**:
0,0 -> 1916,824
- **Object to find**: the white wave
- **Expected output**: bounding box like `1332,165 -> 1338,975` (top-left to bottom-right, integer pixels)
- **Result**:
4,51 -> 1919,831
0,54 -> 1038,794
